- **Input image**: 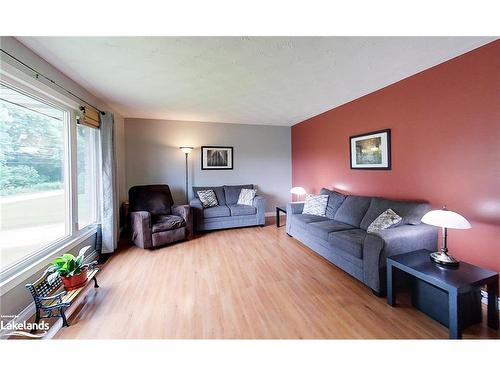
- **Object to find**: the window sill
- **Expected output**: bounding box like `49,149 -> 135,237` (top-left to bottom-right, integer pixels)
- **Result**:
0,225 -> 98,296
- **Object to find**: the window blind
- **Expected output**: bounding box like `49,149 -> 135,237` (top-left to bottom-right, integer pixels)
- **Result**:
77,106 -> 100,128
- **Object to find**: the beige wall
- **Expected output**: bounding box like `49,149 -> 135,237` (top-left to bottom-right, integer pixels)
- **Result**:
125,118 -> 291,211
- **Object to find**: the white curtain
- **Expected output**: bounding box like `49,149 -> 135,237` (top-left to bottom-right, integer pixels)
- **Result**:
99,112 -> 118,253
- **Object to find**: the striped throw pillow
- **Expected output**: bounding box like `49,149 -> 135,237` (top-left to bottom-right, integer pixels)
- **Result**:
302,194 -> 329,216
197,189 -> 219,208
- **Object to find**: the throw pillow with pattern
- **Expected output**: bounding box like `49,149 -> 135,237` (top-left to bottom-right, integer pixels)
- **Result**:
197,189 -> 219,208
237,188 -> 257,206
367,209 -> 402,233
302,194 -> 329,216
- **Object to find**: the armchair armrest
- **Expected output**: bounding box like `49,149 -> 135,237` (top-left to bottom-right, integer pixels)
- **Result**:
363,224 -> 438,292
253,195 -> 266,225
189,198 -> 204,231
173,204 -> 193,238
130,211 -> 153,249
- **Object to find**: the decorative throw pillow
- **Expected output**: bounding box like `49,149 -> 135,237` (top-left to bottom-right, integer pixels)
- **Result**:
367,209 -> 402,233
197,189 -> 219,208
237,188 -> 257,206
302,194 -> 329,216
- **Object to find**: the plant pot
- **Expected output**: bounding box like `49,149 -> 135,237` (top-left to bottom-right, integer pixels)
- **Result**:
61,268 -> 88,290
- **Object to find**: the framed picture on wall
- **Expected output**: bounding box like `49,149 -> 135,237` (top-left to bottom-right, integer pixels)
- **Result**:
201,146 -> 234,170
350,129 -> 391,170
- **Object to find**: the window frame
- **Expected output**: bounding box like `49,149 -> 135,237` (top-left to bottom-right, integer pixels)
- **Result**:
0,64 -> 101,291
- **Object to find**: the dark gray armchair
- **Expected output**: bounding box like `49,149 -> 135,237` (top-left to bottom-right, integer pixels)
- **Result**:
129,185 -> 192,249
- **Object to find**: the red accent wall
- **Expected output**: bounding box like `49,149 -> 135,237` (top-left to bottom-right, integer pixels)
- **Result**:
292,40 -> 500,276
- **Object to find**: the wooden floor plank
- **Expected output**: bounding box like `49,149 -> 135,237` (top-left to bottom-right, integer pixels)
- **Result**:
55,219 -> 499,339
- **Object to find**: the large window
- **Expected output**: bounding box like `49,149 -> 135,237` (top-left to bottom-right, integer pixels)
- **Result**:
0,81 -> 99,272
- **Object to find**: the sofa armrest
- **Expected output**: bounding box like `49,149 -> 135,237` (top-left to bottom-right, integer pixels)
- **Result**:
286,202 -> 304,215
130,211 -> 153,249
172,204 -> 192,238
189,197 -> 203,209
253,195 -> 266,225
286,202 -> 304,233
363,224 -> 438,292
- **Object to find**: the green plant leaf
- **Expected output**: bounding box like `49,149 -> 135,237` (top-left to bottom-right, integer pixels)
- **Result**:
47,272 -> 60,285
52,257 -> 65,267
75,255 -> 84,267
62,253 -> 75,262
78,245 -> 91,259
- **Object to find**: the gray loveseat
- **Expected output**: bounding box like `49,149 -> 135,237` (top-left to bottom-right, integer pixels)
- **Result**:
286,188 -> 437,294
190,184 -> 266,232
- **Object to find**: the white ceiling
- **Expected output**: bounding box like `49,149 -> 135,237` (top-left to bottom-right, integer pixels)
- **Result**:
17,37 -> 496,126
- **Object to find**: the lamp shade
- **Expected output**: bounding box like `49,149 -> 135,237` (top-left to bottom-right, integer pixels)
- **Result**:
421,208 -> 471,229
179,146 -> 194,154
290,186 -> 306,195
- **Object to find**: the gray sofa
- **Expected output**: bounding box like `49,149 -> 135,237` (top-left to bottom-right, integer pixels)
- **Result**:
190,184 -> 266,232
286,188 -> 438,294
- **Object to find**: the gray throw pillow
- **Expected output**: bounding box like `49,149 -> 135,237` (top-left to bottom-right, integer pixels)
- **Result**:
302,194 -> 329,216
367,209 -> 402,233
237,188 -> 257,206
197,189 -> 219,208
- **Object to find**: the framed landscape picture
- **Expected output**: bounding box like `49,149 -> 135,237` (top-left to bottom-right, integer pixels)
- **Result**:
201,146 -> 234,170
350,129 -> 391,170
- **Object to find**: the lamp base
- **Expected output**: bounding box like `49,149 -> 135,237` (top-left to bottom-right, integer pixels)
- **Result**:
430,251 -> 459,267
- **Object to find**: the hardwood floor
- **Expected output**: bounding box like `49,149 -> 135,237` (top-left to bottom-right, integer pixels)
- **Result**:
55,218 -> 499,339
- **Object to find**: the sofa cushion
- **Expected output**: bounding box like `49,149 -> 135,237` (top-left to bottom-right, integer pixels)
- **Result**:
228,204 -> 257,216
320,188 -> 347,219
307,220 -> 355,241
291,214 -> 330,230
151,215 -> 185,233
223,184 -> 254,205
203,205 -> 231,218
193,186 -> 226,205
328,229 -> 366,259
359,197 -> 430,230
334,195 -> 372,227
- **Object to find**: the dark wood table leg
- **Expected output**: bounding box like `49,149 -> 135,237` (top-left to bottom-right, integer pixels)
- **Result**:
276,207 -> 280,228
487,280 -> 499,330
387,262 -> 396,306
448,290 -> 462,339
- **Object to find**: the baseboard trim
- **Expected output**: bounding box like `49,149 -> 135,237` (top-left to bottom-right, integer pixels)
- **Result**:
264,211 -> 286,217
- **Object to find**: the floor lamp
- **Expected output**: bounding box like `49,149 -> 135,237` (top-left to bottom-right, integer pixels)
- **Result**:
179,147 -> 194,203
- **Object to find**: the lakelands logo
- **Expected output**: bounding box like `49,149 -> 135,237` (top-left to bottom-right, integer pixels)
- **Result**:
1,315 -> 50,338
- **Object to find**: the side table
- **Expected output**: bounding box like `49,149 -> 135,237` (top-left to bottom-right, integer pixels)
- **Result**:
387,249 -> 498,339
276,206 -> 286,228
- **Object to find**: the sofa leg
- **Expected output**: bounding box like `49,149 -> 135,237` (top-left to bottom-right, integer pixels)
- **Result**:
371,289 -> 385,298
286,233 -> 292,237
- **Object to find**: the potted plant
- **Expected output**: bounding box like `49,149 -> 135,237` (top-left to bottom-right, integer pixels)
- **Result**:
47,246 -> 95,290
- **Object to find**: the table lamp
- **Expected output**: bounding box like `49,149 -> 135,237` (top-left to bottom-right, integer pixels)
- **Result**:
421,206 -> 471,266
290,186 -> 306,201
